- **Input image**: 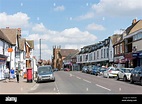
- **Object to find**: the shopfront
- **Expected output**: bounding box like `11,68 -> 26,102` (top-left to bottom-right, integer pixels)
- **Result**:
0,54 -> 8,80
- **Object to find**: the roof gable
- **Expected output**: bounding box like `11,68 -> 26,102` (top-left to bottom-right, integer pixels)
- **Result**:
0,28 -> 18,45
60,49 -> 79,57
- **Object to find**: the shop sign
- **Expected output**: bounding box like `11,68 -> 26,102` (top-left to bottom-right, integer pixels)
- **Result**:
7,48 -> 13,52
139,52 -> 142,56
132,53 -> 139,57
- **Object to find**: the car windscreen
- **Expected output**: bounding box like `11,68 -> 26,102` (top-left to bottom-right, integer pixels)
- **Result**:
38,66 -> 52,75
122,68 -> 132,73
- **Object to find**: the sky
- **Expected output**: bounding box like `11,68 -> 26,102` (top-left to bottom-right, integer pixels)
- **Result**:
0,0 -> 142,60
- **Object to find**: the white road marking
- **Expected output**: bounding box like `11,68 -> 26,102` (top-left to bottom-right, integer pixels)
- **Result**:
83,79 -> 91,83
55,82 -> 60,94
86,88 -> 88,91
119,87 -> 121,91
70,74 -> 72,77
76,76 -> 81,79
30,84 -> 39,90
96,84 -> 111,91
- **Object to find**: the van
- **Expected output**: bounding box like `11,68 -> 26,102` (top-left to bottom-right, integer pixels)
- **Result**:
36,65 -> 55,83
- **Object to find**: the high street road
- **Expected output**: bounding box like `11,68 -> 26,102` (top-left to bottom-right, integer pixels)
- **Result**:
28,71 -> 142,94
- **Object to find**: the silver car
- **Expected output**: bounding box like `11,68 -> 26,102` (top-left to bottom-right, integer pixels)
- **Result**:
36,65 -> 55,83
103,67 -> 120,78
116,68 -> 133,81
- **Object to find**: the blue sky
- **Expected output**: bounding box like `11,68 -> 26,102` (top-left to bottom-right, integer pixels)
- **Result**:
0,0 -> 142,60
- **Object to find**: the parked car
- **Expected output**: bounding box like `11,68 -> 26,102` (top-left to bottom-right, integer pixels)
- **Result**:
53,68 -> 59,71
130,66 -> 142,85
99,67 -> 107,76
116,68 -> 133,81
86,65 -> 93,74
90,66 -> 101,76
103,67 -> 120,78
36,65 -> 55,83
82,66 -> 88,73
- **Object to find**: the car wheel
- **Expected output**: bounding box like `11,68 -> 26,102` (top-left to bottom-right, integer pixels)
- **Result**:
123,76 -> 127,82
36,78 -> 39,83
107,74 -> 109,78
116,75 -> 119,80
130,76 -> 134,84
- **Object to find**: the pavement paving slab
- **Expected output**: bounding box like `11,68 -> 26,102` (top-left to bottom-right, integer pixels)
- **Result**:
0,76 -> 36,94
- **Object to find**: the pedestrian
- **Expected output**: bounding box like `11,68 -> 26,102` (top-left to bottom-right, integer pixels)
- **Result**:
15,68 -> 19,83
3,67 -> 10,83
10,67 -> 15,79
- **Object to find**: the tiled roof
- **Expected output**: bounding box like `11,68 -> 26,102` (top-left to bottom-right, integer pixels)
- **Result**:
0,28 -> 19,45
60,49 -> 79,57
0,30 -> 11,43
27,40 -> 34,49
125,19 -> 142,35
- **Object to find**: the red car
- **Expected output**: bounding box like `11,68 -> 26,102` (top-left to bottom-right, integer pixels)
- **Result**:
64,68 -> 70,71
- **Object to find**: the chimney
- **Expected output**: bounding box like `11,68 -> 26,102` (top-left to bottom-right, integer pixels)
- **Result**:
132,19 -> 137,24
17,28 -> 21,37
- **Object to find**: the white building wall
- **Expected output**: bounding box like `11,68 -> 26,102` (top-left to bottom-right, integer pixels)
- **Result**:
10,46 -> 16,70
109,38 -> 114,62
0,41 -> 3,54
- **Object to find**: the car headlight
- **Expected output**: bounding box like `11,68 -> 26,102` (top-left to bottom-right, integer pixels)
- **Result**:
38,75 -> 42,79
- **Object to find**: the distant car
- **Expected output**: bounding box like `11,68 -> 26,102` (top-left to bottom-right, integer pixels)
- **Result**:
103,67 -> 120,78
90,66 -> 101,76
53,68 -> 59,71
36,65 -> 55,83
116,68 -> 133,81
86,65 -> 93,74
99,67 -> 107,76
64,68 -> 70,71
82,66 -> 88,73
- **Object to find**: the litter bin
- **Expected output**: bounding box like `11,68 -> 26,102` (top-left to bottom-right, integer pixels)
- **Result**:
27,68 -> 33,83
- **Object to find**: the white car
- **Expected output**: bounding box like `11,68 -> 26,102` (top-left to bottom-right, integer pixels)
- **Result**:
116,68 -> 133,81
103,67 -> 120,78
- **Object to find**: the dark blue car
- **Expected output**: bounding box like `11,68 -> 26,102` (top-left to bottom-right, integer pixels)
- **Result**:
90,66 -> 101,76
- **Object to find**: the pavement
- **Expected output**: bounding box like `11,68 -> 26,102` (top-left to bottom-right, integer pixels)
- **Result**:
0,76 -> 37,94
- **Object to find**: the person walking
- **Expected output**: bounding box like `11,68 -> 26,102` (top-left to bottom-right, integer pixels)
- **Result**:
16,68 -> 19,83
3,67 -> 10,83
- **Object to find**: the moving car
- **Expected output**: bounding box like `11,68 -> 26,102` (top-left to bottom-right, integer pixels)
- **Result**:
36,65 -> 55,83
116,68 -> 133,81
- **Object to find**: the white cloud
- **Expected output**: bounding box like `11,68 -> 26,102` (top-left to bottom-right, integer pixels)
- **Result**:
75,12 -> 94,20
32,23 -> 47,33
0,12 -> 30,28
86,23 -> 105,31
54,5 -> 65,11
0,12 -> 97,60
92,0 -> 142,16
